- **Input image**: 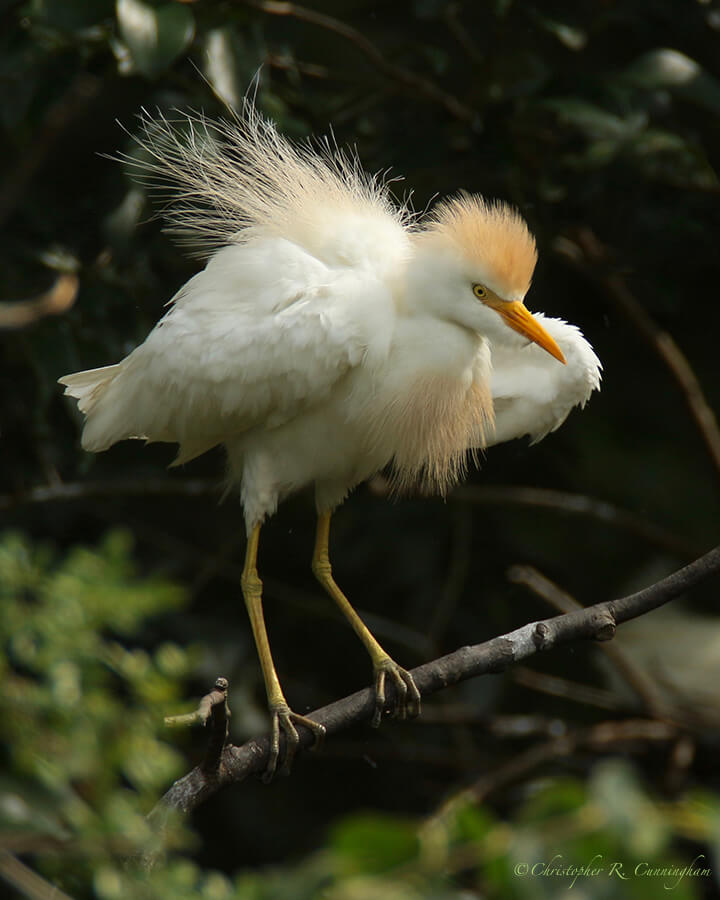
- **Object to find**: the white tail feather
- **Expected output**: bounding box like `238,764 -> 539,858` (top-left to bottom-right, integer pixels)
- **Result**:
59,365 -> 148,451
59,365 -> 121,415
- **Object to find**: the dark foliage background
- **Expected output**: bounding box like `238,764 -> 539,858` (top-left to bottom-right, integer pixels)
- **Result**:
2,1 -> 720,897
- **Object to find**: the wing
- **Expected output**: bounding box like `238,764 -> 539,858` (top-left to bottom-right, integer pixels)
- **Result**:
60,237 -> 396,463
488,313 -> 601,446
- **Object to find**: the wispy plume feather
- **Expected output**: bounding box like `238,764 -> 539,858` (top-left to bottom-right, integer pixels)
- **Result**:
114,103 -> 409,257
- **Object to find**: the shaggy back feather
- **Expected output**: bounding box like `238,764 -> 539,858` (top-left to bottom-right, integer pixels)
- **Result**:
119,105 -> 409,257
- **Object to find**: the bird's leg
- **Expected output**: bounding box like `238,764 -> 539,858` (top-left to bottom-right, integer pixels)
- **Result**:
311,511 -> 421,727
241,523 -> 325,781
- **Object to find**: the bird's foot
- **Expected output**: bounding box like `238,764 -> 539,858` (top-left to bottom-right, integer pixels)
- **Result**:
264,703 -> 326,783
371,657 -> 421,728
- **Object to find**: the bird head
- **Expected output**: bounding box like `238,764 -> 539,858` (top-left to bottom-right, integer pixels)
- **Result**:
412,195 -> 565,364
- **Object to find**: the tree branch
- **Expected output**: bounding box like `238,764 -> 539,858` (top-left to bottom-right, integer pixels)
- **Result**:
431,718 -> 679,821
150,543 -> 720,822
4,478 -> 697,556
508,564 -> 670,718
555,228 -> 720,478
454,483 -> 700,557
0,74 -> 101,229
0,273 -> 78,330
165,676 -> 230,776
0,850 -> 73,900
240,0 -> 475,122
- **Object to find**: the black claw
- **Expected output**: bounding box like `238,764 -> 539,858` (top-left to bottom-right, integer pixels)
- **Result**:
263,712 -> 282,783
372,660 -> 421,726
400,668 -> 421,720
263,706 -> 325,781
279,712 -> 300,776
393,673 -> 409,719
372,668 -> 387,727
308,721 -> 327,748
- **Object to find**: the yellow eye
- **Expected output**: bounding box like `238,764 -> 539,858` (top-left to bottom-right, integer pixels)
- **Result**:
472,284 -> 488,300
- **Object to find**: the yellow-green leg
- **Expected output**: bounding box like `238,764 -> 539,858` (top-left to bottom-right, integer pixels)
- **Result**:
311,511 -> 421,727
242,523 -> 325,781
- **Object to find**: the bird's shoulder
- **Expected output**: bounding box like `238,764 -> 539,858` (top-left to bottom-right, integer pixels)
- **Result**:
288,203 -> 411,278
164,237 -> 398,358
108,238 -> 397,451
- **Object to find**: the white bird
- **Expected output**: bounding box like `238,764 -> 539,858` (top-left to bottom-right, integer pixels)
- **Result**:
59,107 -> 601,779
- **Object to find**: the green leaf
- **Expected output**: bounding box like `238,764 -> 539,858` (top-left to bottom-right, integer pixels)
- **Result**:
590,760 -> 669,857
517,776 -> 588,823
449,801 -> 495,843
541,98 -> 644,142
627,128 -> 718,190
536,14 -> 587,51
30,0 -> 115,31
621,48 -> 720,114
330,813 -> 420,875
115,0 -> 194,78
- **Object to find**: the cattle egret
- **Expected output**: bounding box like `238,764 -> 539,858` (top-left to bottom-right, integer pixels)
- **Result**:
60,107 -> 601,779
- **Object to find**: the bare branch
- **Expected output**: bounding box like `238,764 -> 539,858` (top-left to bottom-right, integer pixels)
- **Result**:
0,478 -> 219,512
512,666 -> 626,711
265,52 -> 330,79
0,273 -> 78,330
507,563 -> 583,616
509,564 -> 670,718
443,3 -> 483,63
165,677 -> 229,729
454,483 -> 701,557
240,0 -> 475,122
0,74 -> 101,229
0,850 -> 73,900
431,718 -> 679,822
150,543 -> 720,821
164,677 -> 230,776
5,479 -> 695,557
555,228 -> 720,478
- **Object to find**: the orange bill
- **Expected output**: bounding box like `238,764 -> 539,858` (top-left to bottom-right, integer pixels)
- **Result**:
496,300 -> 566,364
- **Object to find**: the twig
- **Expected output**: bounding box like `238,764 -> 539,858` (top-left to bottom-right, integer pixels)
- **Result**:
0,273 -> 78,329
165,676 -> 230,777
0,478 -> 219,512
507,564 -> 581,616
164,677 -> 229,728
150,543 -> 720,818
0,850 -> 73,900
4,478 -> 696,558
430,718 -> 678,823
240,0 -> 475,122
454,484 -> 700,557
512,666 -> 625,711
443,3 -> 483,63
555,228 -> 720,478
266,52 -> 330,79
509,564 -> 669,717
0,74 -> 101,229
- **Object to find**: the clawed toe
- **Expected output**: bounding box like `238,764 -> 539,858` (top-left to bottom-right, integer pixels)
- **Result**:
264,705 -> 326,783
371,658 -> 421,727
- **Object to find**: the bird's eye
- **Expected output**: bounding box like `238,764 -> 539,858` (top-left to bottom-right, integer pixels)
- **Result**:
472,284 -> 488,300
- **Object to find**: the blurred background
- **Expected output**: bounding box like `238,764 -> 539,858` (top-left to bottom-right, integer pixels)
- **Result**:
2,1 -> 720,897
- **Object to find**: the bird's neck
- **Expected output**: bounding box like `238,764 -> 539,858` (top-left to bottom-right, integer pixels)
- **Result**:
360,314 -> 492,494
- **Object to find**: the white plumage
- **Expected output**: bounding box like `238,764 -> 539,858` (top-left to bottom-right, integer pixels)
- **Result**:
489,313 -> 601,446
60,107 -> 601,778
